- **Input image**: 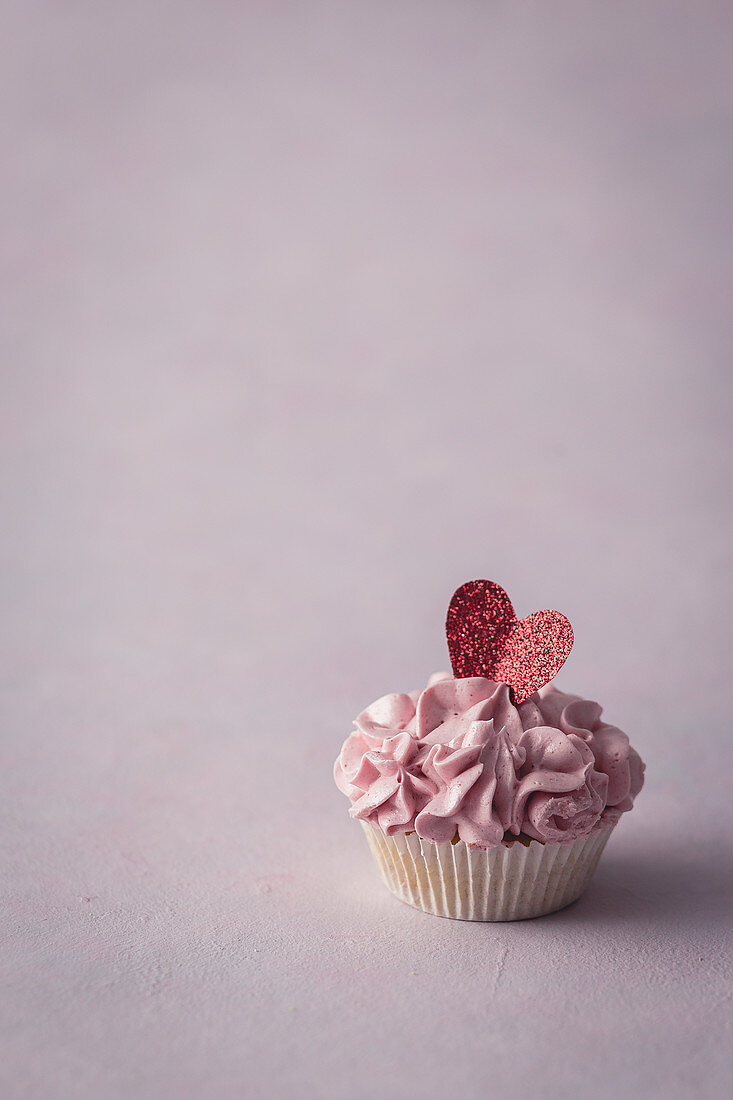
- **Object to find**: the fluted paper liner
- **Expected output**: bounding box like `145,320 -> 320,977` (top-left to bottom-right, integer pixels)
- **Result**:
360,821 -> 613,921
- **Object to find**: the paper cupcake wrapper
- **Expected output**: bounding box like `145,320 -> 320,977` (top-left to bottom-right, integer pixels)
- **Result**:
360,821 -> 613,921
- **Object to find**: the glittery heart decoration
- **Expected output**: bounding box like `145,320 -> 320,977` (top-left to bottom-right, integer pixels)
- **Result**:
445,580 -> 573,704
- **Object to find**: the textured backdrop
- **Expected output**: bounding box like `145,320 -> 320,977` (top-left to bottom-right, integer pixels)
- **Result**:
2,2 -> 732,1098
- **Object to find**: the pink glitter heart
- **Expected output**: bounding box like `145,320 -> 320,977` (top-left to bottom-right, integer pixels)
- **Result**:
445,580 -> 573,704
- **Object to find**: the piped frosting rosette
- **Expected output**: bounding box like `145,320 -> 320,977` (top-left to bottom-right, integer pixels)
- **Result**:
335,674 -> 644,920
335,673 -> 644,846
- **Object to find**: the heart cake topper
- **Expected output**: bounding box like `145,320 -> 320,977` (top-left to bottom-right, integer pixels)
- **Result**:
445,580 -> 573,704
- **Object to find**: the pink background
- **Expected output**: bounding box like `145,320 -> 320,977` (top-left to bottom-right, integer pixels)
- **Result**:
2,2 -> 732,1097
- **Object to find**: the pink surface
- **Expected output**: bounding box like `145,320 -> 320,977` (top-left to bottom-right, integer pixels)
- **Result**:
2,3 -> 732,1098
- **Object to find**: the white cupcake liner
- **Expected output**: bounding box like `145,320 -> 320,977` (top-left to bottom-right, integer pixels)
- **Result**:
360,820 -> 613,921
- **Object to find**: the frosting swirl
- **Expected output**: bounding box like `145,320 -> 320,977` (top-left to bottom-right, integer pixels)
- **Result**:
334,673 -> 644,848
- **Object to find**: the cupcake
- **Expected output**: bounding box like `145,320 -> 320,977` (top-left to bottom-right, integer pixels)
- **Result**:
334,580 -> 645,921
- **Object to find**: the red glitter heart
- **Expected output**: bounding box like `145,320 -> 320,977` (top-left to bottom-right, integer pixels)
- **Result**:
445,580 -> 573,704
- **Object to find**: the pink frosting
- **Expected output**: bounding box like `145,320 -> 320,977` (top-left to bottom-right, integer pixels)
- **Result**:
334,673 -> 644,849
